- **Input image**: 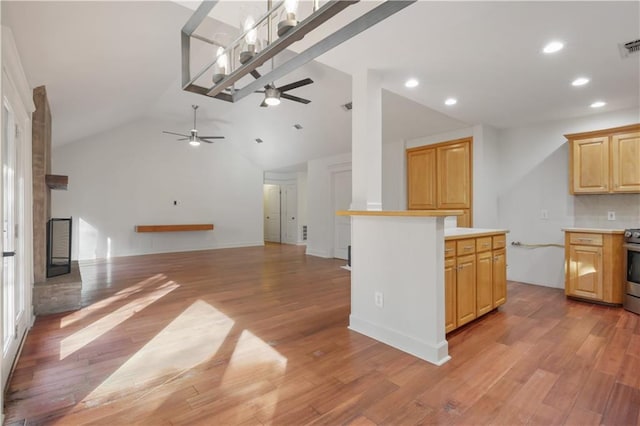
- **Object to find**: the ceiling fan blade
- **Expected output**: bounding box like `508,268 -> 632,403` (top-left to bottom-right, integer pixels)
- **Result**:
277,78 -> 314,93
177,138 -> 189,141
163,131 -> 189,137
260,100 -> 268,107
199,136 -> 225,140
254,90 -> 265,94
281,93 -> 311,104
198,139 -> 215,144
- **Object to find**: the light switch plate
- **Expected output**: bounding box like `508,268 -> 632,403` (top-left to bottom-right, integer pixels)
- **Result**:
607,211 -> 616,221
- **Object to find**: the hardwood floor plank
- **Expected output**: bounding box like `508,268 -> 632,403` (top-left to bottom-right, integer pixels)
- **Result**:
4,245 -> 639,425
601,382 -> 640,425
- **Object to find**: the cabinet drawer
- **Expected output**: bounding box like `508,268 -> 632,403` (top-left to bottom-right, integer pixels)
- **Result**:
493,234 -> 506,249
476,237 -> 492,252
568,233 -> 603,246
445,241 -> 456,258
457,239 -> 476,255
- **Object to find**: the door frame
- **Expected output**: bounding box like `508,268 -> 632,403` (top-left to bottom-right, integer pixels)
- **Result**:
1,29 -> 36,400
328,164 -> 352,259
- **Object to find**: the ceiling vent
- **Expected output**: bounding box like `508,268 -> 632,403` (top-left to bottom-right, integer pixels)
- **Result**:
341,102 -> 353,111
619,39 -> 640,58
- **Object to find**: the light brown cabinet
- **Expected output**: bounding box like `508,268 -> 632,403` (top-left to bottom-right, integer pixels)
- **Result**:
407,138 -> 472,226
444,256 -> 457,333
437,141 -> 471,209
407,147 -> 437,209
444,231 -> 507,333
567,124 -> 640,194
564,230 -> 624,304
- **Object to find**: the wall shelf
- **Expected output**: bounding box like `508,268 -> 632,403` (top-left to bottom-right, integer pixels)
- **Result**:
134,224 -> 214,233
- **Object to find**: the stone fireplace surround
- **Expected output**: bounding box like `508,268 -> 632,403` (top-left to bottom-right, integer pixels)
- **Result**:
31,86 -> 81,315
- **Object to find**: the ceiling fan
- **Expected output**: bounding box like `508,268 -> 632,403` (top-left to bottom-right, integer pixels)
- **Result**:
250,70 -> 313,107
162,105 -> 224,146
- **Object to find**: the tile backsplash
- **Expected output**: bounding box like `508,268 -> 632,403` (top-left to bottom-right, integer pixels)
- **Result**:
573,194 -> 640,229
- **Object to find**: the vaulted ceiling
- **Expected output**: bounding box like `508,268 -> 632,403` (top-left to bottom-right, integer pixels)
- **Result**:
2,1 -> 638,171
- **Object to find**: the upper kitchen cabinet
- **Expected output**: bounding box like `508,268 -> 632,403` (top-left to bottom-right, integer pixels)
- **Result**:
407,137 -> 472,226
407,147 -> 437,209
567,124 -> 640,194
437,141 -> 471,209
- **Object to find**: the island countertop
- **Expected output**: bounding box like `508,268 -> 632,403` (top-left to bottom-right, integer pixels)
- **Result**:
444,227 -> 510,240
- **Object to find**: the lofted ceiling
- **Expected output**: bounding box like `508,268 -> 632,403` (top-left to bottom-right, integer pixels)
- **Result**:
2,1 -> 638,172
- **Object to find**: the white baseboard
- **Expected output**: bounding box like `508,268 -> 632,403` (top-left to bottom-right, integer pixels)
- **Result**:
305,247 -> 330,258
349,315 -> 450,366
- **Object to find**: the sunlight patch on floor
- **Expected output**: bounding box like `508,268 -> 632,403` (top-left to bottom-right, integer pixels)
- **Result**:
60,274 -> 167,328
59,280 -> 178,360
218,329 -> 288,422
81,299 -> 235,405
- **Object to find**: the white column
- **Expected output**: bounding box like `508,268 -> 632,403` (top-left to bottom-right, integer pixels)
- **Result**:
351,69 -> 382,211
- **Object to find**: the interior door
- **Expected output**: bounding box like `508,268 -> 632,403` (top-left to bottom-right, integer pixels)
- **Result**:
263,184 -> 281,243
282,184 -> 297,244
332,170 -> 352,260
2,97 -> 27,387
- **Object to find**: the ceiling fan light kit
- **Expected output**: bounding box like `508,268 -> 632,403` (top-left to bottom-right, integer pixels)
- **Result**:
264,87 -> 281,106
180,0 -> 416,103
162,105 -> 225,146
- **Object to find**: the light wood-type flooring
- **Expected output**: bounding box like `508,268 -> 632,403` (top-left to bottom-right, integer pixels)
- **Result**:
4,244 -> 640,425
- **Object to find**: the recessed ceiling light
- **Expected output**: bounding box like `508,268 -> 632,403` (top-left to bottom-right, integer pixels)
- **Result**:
543,41 -> 564,54
444,98 -> 457,106
571,77 -> 590,86
590,101 -> 606,108
255,138 -> 263,143
405,78 -> 419,88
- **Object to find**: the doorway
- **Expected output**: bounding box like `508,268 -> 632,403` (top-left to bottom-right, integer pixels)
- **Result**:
332,170 -> 351,260
263,184 -> 298,244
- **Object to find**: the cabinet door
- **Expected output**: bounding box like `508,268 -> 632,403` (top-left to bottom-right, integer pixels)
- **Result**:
493,248 -> 507,307
444,258 -> 457,333
437,141 -> 471,208
611,131 -> 640,192
571,137 -> 609,193
456,254 -> 476,326
476,251 -> 493,316
568,245 -> 603,300
456,209 -> 472,228
407,147 -> 437,209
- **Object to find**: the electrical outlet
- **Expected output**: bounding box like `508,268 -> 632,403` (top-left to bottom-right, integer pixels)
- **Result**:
607,211 -> 616,221
540,209 -> 549,220
374,291 -> 384,308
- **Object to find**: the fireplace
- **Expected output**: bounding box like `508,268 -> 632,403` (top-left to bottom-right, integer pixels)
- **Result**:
46,217 -> 72,277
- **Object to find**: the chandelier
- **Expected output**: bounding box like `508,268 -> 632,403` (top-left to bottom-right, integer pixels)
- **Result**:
181,0 -> 415,104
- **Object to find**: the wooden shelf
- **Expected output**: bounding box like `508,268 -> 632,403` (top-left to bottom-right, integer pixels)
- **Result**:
134,224 -> 214,233
45,174 -> 68,190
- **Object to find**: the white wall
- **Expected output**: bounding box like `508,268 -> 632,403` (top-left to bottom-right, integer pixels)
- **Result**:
497,107 -> 640,288
306,152 -> 351,257
296,171 -> 308,244
52,118 -> 264,260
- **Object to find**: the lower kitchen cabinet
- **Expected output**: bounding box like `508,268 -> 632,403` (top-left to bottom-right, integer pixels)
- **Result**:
564,229 -> 624,304
476,251 -> 494,316
456,254 -> 477,326
444,231 -> 508,333
493,248 -> 507,306
444,257 -> 457,333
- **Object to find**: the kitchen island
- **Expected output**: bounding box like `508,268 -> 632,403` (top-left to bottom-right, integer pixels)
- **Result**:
337,209 -> 508,365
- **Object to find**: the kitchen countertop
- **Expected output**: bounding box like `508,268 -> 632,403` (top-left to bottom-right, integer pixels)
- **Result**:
562,228 -> 626,234
444,227 -> 510,240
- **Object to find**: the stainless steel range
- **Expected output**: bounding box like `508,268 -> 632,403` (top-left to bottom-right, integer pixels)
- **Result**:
624,228 -> 640,314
